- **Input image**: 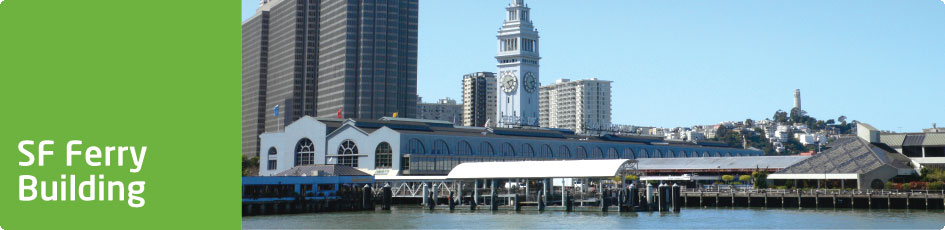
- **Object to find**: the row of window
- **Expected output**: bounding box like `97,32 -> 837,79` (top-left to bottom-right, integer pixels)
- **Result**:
267,139 -> 394,171
406,138 -> 756,159
267,138 -> 758,171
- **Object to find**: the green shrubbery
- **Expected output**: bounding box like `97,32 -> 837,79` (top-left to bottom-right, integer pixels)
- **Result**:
930,182 -> 944,190
885,181 -> 896,190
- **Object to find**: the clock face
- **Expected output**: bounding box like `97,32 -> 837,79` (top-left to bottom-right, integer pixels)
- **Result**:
523,72 -> 537,93
501,72 -> 518,93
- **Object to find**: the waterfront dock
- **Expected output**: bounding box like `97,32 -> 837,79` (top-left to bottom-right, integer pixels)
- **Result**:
682,189 -> 945,210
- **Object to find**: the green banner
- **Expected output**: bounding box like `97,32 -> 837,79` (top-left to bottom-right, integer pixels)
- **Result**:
0,0 -> 239,228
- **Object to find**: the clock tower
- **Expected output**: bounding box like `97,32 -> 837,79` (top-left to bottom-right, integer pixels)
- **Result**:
496,0 -> 540,127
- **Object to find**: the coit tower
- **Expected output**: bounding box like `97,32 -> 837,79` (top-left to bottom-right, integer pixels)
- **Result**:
794,89 -> 802,111
496,0 -> 540,127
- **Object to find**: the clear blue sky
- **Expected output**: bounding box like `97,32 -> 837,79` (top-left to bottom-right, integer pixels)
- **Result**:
242,0 -> 945,132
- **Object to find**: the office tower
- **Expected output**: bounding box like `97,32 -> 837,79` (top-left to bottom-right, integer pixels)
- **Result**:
241,0 -> 418,156
461,72 -> 497,127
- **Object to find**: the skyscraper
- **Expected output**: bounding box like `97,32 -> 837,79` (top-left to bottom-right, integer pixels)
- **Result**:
241,0 -> 419,157
496,0 -> 540,127
461,72 -> 497,127
539,78 -> 612,134
241,0 -> 275,158
316,0 -> 419,120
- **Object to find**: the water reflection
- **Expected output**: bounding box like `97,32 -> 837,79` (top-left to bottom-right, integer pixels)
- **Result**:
243,206 -> 945,229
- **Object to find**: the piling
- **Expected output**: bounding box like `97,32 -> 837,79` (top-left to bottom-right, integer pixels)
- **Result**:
616,189 -> 624,212
362,185 -> 373,210
449,191 -> 456,210
431,184 -> 438,206
514,194 -> 522,211
601,189 -> 609,212
565,191 -> 573,212
672,183 -> 681,212
491,180 -> 498,211
645,183 -> 653,211
474,180 -> 480,206
422,183 -> 429,207
382,184 -> 392,210
657,183 -> 667,212
538,190 -> 546,211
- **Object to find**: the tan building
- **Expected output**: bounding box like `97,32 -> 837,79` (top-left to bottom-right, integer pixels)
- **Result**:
462,72 -> 497,127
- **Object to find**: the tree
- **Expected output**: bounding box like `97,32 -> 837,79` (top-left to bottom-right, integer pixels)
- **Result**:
773,110 -> 789,123
739,175 -> 752,183
826,119 -> 835,125
838,115 -> 847,126
242,155 -> 259,176
745,118 -> 754,127
722,175 -> 735,184
752,171 -> 769,188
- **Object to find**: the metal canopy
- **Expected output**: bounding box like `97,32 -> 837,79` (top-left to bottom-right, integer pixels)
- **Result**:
446,159 -> 636,179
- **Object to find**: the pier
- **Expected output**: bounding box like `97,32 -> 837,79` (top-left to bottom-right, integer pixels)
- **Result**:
681,188 -> 945,210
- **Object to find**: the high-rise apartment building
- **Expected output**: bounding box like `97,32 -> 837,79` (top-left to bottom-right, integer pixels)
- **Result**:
461,72 -> 497,127
418,98 -> 463,126
241,0 -> 418,157
496,0 -> 540,127
539,78 -> 612,134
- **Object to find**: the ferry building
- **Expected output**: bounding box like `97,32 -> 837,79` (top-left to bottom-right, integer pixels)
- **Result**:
258,116 -> 762,177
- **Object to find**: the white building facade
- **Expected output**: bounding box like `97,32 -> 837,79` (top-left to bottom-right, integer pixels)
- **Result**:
539,78 -> 612,134
259,116 -> 764,177
496,0 -> 541,127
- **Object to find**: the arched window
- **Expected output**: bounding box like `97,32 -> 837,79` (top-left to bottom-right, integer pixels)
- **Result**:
701,151 -> 709,157
607,148 -> 619,159
295,138 -> 315,166
500,142 -> 515,156
622,148 -> 634,159
575,146 -> 588,159
375,142 -> 392,169
590,147 -> 603,159
556,146 -> 571,159
336,139 -> 359,167
479,142 -> 495,156
267,147 -> 278,170
457,141 -> 473,155
666,150 -> 676,158
521,143 -> 535,158
433,139 -> 450,155
712,151 -> 721,157
408,138 -> 426,154
688,150 -> 697,158
540,144 -> 553,158
638,149 -> 648,159
652,149 -> 662,158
